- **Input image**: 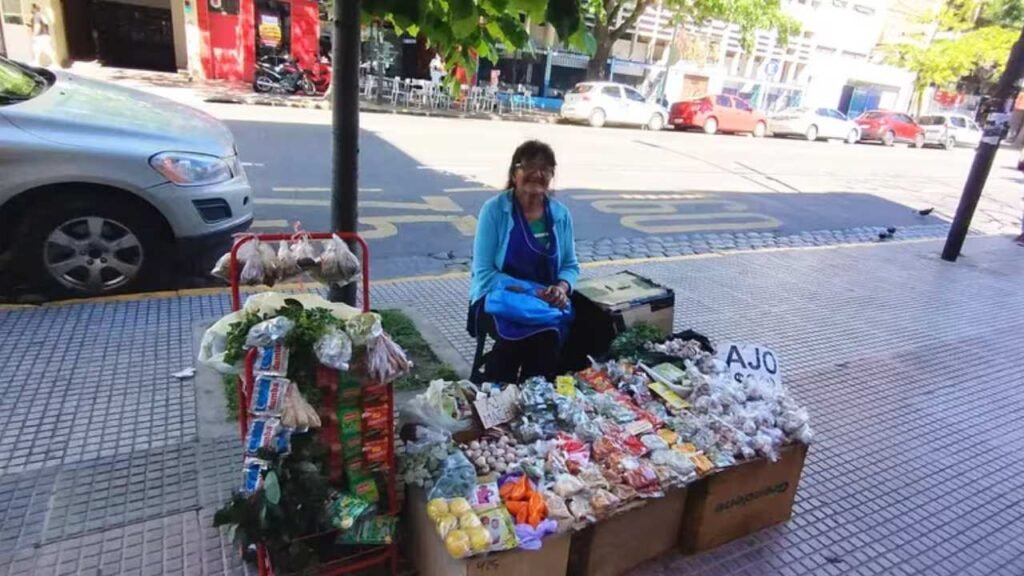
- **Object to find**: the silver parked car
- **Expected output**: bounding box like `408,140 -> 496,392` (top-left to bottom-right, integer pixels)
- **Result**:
916,113 -> 982,149
0,57 -> 253,297
768,107 -> 861,143
561,82 -> 668,130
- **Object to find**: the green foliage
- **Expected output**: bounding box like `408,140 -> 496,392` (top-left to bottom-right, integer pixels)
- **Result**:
362,0 -> 586,88
884,25 -> 1017,94
213,432 -> 332,575
582,0 -> 799,79
609,323 -> 664,360
981,0 -> 1024,28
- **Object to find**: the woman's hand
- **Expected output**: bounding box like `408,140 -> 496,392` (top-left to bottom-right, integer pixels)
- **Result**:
539,282 -> 570,309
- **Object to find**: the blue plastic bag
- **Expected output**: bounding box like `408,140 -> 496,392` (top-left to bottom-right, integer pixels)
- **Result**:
484,277 -> 573,326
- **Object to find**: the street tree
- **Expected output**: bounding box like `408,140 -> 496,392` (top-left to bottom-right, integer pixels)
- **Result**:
581,0 -> 800,80
359,0 -> 588,83
883,0 -> 1019,112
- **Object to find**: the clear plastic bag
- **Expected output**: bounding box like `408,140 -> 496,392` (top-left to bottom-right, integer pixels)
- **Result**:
198,310 -> 243,374
346,312 -> 383,346
427,452 -> 477,501
400,380 -> 473,433
315,328 -> 353,371
318,234 -> 361,287
245,316 -> 294,349
367,333 -> 412,384
277,240 -> 302,280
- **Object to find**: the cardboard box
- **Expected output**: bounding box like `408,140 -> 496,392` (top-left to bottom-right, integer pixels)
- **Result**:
568,488 -> 687,576
680,442 -> 808,553
408,488 -> 571,576
563,272 -> 675,370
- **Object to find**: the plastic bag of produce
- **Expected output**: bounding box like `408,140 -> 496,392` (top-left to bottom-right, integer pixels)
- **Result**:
277,240 -> 302,279
367,332 -> 412,384
514,519 -> 557,551
198,310 -> 243,374
245,316 -> 294,349
243,292 -> 360,321
240,239 -> 279,286
211,236 -> 259,281
401,380 -> 473,433
280,385 -> 321,429
317,234 -> 361,287
427,452 -> 477,501
315,328 -> 353,371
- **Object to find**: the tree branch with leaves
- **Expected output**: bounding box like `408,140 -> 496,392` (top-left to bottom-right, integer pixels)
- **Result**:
581,0 -> 800,80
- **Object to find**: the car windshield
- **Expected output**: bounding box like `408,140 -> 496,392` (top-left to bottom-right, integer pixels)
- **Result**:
0,58 -> 48,104
917,116 -> 947,126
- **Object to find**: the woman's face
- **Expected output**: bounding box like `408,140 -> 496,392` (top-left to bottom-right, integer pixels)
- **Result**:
513,157 -> 554,199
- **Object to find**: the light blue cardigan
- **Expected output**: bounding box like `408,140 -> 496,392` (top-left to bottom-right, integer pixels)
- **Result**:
470,191 -> 580,304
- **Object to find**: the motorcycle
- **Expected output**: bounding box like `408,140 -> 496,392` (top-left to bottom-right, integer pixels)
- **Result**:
309,55 -> 332,94
253,55 -> 317,96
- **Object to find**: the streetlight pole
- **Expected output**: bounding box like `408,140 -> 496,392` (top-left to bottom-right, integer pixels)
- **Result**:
330,0 -> 361,303
941,24 -> 1024,262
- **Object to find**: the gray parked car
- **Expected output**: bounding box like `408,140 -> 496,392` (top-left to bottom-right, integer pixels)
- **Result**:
0,57 -> 253,297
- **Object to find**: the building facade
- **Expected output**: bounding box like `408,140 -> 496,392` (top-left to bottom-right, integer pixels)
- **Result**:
0,0 -> 319,82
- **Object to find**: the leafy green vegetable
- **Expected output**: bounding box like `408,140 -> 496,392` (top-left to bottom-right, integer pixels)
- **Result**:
609,323 -> 664,361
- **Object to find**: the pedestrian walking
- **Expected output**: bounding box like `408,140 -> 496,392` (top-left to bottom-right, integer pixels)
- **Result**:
28,4 -> 57,67
429,53 -> 445,84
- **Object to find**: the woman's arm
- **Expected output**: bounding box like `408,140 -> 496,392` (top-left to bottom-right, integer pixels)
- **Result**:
557,210 -> 580,290
471,201 -> 513,302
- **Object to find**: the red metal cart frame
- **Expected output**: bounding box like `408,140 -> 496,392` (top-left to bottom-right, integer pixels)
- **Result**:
229,232 -> 398,576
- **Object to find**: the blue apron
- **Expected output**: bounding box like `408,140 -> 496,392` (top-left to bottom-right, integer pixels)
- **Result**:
491,196 -> 570,342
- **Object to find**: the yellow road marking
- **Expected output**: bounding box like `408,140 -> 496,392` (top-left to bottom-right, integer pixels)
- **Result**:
255,195 -> 462,211
359,215 -> 478,239
592,199 -> 747,215
621,213 -> 782,234
443,187 -> 498,193
271,187 -> 382,193
253,219 -> 289,228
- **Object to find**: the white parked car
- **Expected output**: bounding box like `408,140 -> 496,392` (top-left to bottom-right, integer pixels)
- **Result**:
560,82 -> 668,130
916,113 -> 982,149
768,107 -> 860,143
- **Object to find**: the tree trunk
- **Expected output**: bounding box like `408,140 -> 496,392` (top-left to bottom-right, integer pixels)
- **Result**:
587,26 -> 612,80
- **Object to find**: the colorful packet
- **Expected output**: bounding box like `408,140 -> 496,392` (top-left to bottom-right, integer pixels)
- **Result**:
336,515 -> 397,544
250,376 -> 289,416
348,469 -> 380,503
339,406 -> 363,460
327,492 -> 373,531
255,344 -> 289,374
578,368 -> 614,393
361,404 -> 389,435
624,420 -> 654,436
649,381 -> 690,412
476,504 -> 519,552
555,375 -> 577,397
338,372 -> 362,406
245,418 -> 283,456
241,457 -> 268,495
362,438 -> 389,468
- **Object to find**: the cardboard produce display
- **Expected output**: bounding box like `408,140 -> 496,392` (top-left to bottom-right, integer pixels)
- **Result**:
682,443 -> 808,553
399,275 -> 814,575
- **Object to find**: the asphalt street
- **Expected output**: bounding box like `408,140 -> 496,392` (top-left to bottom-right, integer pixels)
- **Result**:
204,104 -> 1024,280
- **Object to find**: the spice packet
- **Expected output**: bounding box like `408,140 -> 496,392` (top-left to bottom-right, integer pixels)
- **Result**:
241,457 -> 268,495
363,438 -> 389,468
245,418 -> 283,456
250,376 -> 289,416
361,404 -> 390,436
336,515 -> 397,545
348,469 -> 380,503
255,344 -> 289,375
326,492 -> 373,531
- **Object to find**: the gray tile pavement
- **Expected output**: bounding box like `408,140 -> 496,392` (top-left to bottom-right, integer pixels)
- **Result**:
1,236 -> 1023,575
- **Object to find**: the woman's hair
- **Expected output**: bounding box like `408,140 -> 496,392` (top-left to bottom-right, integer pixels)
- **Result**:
505,140 -> 557,191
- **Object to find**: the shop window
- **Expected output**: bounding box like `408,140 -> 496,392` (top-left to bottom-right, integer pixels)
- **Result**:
255,0 -> 291,58
2,0 -> 24,25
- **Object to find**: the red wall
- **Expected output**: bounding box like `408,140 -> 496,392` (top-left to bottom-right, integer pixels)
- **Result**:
198,0 -> 319,83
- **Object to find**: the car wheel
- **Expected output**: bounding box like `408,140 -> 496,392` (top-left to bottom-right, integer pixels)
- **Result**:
882,131 -> 895,146
805,125 -> 818,141
647,114 -> 664,131
753,122 -> 766,138
913,133 -> 926,148
254,74 -> 274,93
16,191 -> 164,298
703,117 -> 718,135
943,136 -> 956,150
845,129 -> 859,144
589,108 -> 606,128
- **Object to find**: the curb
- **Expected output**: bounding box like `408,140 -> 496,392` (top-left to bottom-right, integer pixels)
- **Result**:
203,93 -> 560,124
0,236 -> 966,310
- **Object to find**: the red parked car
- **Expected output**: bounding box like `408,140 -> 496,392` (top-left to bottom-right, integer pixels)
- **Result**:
669,94 -> 767,137
854,110 -> 925,147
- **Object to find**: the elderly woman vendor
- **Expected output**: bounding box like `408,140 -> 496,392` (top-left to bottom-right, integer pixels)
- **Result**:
467,140 -> 580,383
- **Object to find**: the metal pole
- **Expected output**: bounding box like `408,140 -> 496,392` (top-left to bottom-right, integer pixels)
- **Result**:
330,0 -> 360,303
941,24 -> 1024,262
